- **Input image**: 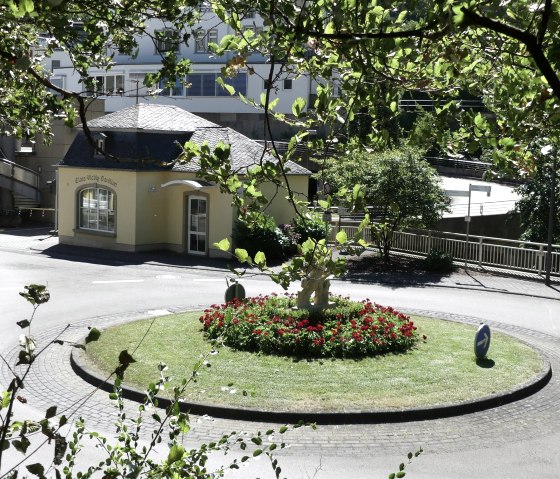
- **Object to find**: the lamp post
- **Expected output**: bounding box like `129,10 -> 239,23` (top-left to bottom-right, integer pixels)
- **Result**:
446,184 -> 492,267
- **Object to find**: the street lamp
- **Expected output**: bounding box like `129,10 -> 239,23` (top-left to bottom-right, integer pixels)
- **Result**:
445,184 -> 492,267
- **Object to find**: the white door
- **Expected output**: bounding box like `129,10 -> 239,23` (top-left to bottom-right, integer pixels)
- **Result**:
187,196 -> 207,255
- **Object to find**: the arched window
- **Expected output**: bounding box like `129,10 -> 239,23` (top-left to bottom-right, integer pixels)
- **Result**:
78,187 -> 115,232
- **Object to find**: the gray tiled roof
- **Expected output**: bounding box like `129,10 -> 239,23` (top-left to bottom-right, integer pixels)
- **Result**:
66,104 -> 310,175
173,127 -> 310,175
83,103 -> 219,132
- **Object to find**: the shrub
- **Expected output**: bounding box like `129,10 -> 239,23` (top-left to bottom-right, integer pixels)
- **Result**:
291,213 -> 329,243
199,294 -> 418,358
233,214 -> 288,262
423,249 -> 454,272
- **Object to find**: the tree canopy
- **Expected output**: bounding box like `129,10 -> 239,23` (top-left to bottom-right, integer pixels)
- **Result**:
322,147 -> 449,259
3,0 -> 560,270
3,1 -> 560,168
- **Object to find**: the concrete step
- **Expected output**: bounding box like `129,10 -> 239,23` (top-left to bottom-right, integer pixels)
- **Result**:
13,193 -> 39,209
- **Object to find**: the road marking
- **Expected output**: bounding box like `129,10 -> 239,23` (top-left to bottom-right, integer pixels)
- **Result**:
193,278 -> 226,282
92,279 -> 144,284
147,309 -> 172,316
156,275 -> 183,279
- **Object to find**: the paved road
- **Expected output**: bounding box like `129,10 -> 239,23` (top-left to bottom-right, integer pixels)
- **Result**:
2,226 -> 560,478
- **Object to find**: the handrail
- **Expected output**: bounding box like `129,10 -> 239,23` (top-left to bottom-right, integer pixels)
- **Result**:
0,157 -> 40,189
328,220 -> 560,277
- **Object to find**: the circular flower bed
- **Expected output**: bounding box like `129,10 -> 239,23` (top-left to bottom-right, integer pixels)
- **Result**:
199,294 -> 418,358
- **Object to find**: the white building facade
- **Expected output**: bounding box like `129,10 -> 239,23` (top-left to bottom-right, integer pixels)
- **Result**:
49,9 -> 315,139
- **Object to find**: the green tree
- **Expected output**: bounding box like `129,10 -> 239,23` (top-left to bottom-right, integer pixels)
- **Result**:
516,157 -> 560,244
322,147 -> 449,260
0,0 -> 198,140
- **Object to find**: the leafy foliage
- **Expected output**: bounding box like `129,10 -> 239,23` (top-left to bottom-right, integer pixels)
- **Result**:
233,213 -> 288,262
322,147 -> 449,259
1,285 -> 303,478
291,212 -> 329,243
423,249 -> 454,273
199,294 -> 418,358
516,159 -> 560,244
0,0 -> 198,140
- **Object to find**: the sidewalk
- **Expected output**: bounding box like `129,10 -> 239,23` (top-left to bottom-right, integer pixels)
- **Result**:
2,225 -> 560,301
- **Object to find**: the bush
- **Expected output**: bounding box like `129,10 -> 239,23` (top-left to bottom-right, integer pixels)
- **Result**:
199,294 -> 418,358
291,213 -> 329,243
423,249 -> 454,272
233,214 -> 288,262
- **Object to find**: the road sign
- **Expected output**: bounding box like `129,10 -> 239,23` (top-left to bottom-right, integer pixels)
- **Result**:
225,282 -> 246,302
470,184 -> 492,195
474,324 -> 491,359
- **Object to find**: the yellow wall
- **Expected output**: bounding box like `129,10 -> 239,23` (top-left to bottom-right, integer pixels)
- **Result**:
260,175 -> 309,225
58,166 -> 308,256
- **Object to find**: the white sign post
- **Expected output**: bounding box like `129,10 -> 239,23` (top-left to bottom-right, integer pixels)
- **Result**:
445,185 -> 492,267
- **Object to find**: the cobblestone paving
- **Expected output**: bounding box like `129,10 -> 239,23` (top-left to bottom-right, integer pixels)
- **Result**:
2,308 -> 559,458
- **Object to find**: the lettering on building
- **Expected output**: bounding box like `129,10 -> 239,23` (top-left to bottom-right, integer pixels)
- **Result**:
75,174 -> 118,188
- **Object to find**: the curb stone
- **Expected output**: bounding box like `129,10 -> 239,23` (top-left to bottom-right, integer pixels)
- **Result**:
70,313 -> 552,425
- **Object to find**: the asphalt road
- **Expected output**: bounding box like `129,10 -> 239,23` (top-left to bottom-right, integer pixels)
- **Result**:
2,242 -> 560,478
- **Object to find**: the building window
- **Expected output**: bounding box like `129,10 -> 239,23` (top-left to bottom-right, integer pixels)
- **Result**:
155,29 -> 179,53
50,76 -> 65,91
78,187 -> 115,232
283,78 -> 293,90
158,77 -> 185,96
185,72 -> 247,97
194,29 -> 218,53
128,72 -> 151,97
88,74 -> 124,96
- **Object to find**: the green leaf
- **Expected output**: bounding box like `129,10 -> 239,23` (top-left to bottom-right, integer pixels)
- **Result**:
16,320 -> 30,329
26,463 -> 45,479
318,199 -> 330,209
234,248 -> 249,263
254,251 -> 266,266
253,448 -> 263,457
214,238 -> 230,251
335,230 -> 347,244
45,406 -> 57,419
1,391 -> 11,409
23,0 -> 35,12
291,97 -> 306,117
13,435 -> 31,454
167,444 -> 185,464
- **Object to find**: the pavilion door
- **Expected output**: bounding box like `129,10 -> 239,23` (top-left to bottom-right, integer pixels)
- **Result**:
187,196 -> 207,255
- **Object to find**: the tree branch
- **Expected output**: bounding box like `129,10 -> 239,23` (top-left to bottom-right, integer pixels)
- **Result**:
295,20 -> 441,42
461,7 -> 560,102
537,0 -> 552,45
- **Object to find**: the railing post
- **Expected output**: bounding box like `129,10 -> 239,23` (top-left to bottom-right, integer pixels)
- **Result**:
538,245 -> 544,275
428,230 -> 432,254
478,237 -> 483,266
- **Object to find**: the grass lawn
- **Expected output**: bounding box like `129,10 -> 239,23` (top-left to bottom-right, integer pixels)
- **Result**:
83,312 -> 545,412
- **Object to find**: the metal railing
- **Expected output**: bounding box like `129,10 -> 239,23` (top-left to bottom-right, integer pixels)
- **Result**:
0,158 -> 40,189
328,221 -> 560,277
425,156 -> 490,176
